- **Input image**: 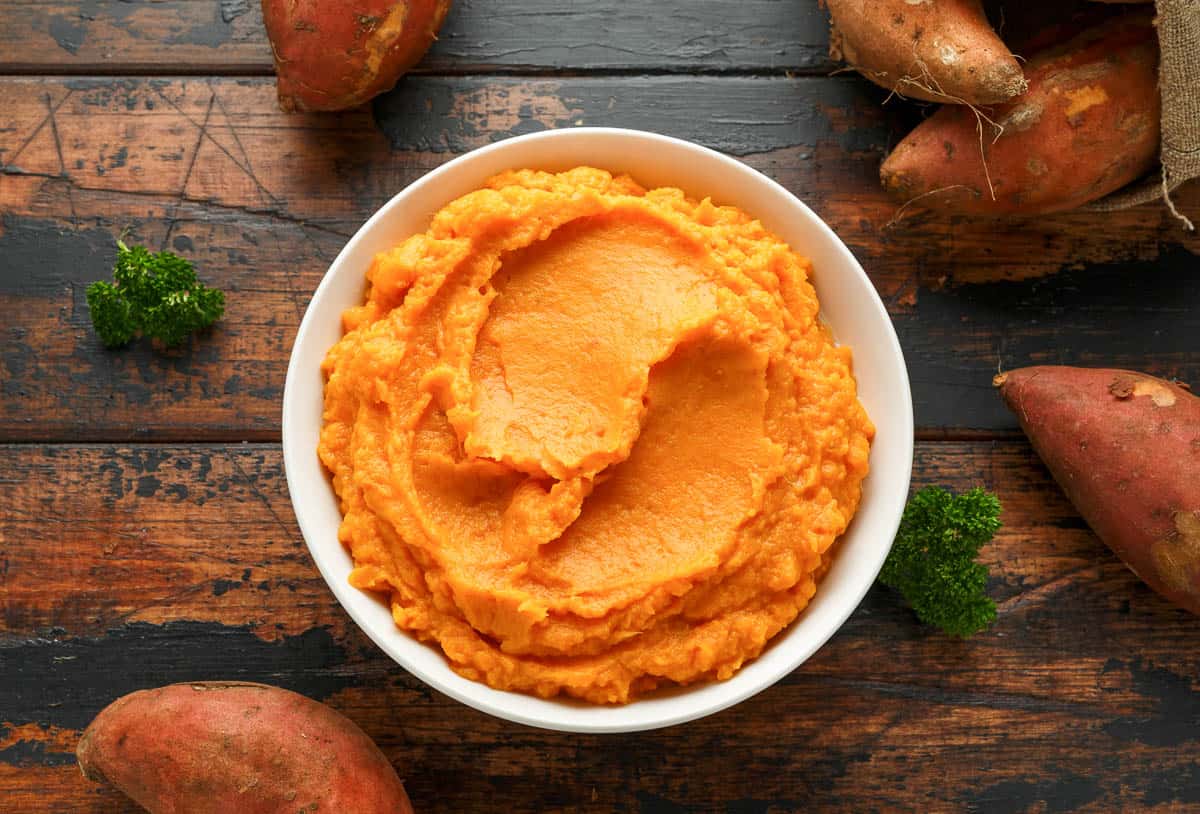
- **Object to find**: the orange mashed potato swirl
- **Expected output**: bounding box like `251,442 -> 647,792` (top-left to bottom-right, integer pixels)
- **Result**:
319,167 -> 874,704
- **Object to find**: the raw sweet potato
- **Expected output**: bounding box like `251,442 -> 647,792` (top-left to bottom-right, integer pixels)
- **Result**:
825,0 -> 1026,105
76,682 -> 415,814
996,366 -> 1200,615
263,0 -> 453,112
880,12 -> 1160,216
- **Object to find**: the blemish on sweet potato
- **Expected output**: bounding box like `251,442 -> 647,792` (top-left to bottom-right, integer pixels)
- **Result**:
1110,374 -> 1137,398
1109,375 -> 1177,407
1064,85 -> 1109,117
1001,102 -> 1043,132
1135,379 -> 1175,405
1152,511 -> 1200,595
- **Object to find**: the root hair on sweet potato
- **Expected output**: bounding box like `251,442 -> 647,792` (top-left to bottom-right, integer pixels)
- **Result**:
884,103 -> 1004,228
884,185 -> 978,230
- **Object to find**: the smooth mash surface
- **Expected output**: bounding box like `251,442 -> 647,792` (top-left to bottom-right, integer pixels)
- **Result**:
319,167 -> 874,703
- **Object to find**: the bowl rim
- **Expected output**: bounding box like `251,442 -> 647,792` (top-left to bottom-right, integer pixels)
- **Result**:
282,126 -> 914,733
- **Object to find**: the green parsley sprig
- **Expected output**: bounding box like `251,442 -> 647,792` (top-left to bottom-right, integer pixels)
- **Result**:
880,486 -> 1002,637
86,241 -> 225,348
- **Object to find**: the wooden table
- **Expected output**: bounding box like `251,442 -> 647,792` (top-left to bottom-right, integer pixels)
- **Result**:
2,2 -> 1199,811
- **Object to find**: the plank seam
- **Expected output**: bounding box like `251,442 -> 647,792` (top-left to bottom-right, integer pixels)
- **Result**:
0,66 -> 846,80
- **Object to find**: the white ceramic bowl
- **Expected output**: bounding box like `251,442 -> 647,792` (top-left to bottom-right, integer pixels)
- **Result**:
283,127 -> 913,733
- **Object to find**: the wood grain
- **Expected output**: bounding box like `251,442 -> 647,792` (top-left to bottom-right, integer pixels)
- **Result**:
1,76 -> 1196,441
0,0 -> 834,75
3,440 -> 1199,812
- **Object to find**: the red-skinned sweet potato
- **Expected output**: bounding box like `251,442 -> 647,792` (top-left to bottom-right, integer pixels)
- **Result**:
996,366 -> 1200,615
263,0 -> 453,112
880,12 -> 1160,216
825,0 -> 1026,105
76,682 -> 415,814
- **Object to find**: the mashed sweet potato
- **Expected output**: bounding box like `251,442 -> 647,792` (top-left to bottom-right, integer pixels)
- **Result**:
319,167 -> 873,704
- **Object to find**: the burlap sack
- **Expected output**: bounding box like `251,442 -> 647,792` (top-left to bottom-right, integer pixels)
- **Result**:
1088,0 -> 1200,228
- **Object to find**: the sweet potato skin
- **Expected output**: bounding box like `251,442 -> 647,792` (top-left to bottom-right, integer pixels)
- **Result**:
997,366 -> 1200,615
881,12 -> 1160,216
263,0 -> 452,112
76,682 -> 415,814
825,0 -> 1025,105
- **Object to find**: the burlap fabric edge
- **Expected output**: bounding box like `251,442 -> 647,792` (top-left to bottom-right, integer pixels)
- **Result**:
1087,0 -> 1200,229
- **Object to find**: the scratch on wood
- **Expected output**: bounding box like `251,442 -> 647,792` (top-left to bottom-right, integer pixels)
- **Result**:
207,86 -> 280,207
1,88 -> 72,174
44,92 -> 78,231
1,164 -> 351,239
210,89 -> 308,320
161,90 -> 214,252
227,452 -> 297,539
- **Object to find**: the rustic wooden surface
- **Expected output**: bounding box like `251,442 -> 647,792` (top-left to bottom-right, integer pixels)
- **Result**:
1,1 -> 1198,812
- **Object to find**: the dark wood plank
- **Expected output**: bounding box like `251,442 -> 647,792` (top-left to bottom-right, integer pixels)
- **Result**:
1,76 -> 1197,441
3,440 -> 1199,812
0,0 -> 833,75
